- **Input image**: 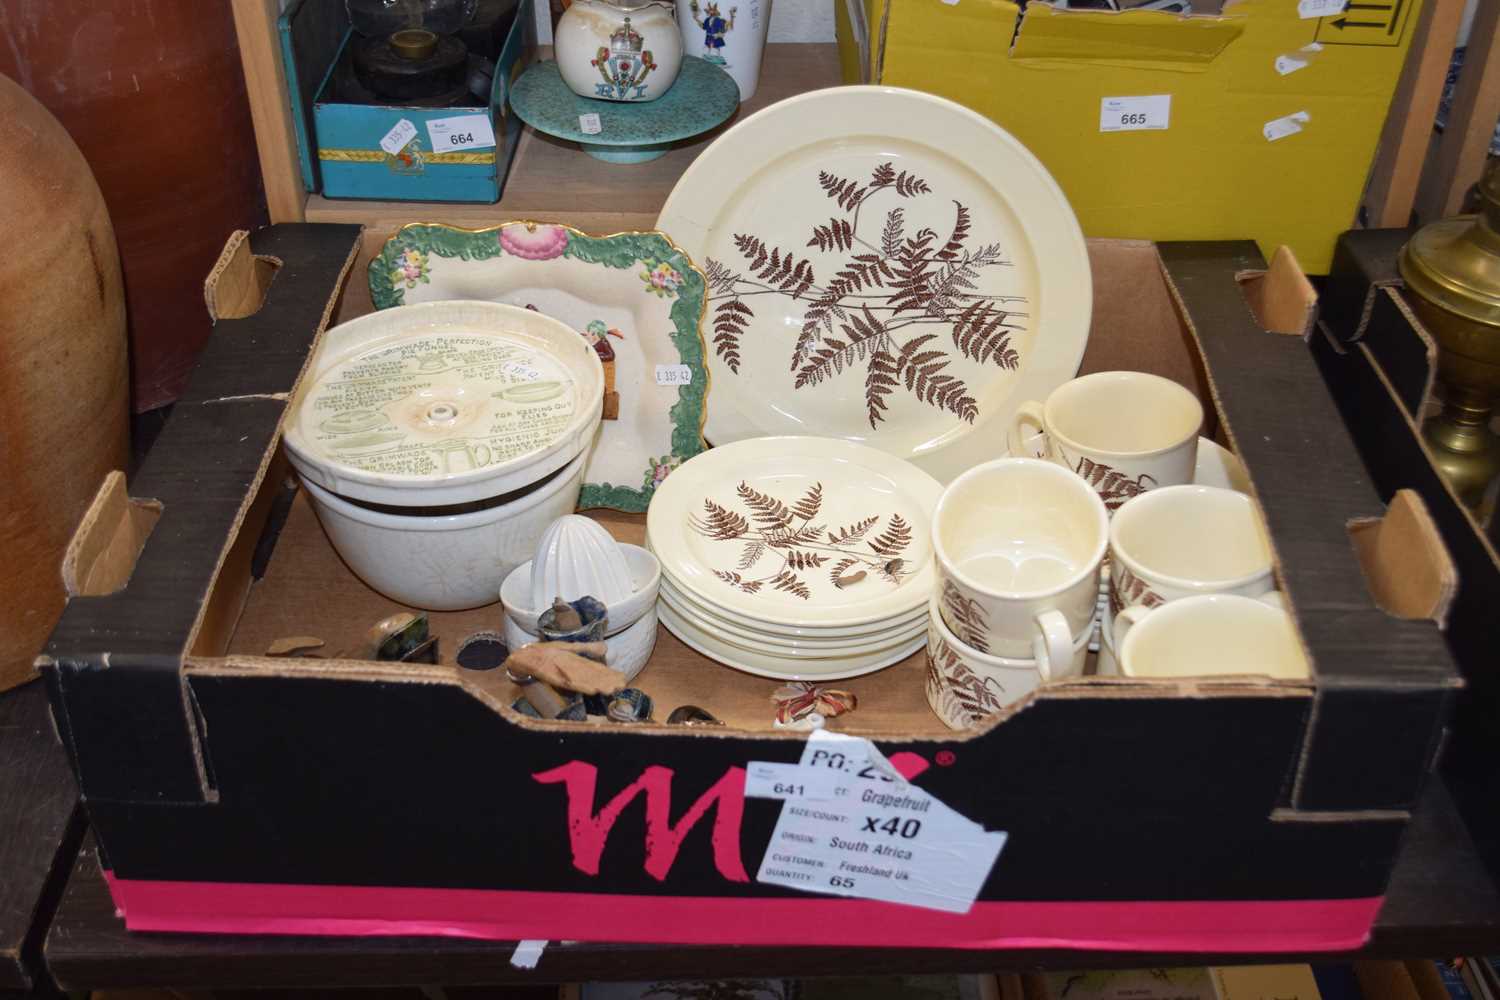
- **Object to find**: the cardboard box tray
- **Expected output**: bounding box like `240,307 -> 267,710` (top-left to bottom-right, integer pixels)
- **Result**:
1316,226 -> 1500,883
37,224 -> 1459,952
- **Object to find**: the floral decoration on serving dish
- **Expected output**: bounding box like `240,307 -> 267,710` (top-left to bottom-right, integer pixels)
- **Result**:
369,222 -> 709,512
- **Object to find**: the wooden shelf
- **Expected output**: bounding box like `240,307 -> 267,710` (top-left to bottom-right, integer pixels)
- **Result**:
303,44 -> 845,236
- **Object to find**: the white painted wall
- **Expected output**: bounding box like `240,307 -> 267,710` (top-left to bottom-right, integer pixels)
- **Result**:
532,0 -> 835,43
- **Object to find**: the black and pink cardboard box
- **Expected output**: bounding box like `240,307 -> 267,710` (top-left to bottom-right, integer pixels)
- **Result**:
37,223 -> 1459,952
1316,227 -> 1500,884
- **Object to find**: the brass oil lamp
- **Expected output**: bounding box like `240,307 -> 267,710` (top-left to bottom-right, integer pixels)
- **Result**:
1399,164 -> 1500,513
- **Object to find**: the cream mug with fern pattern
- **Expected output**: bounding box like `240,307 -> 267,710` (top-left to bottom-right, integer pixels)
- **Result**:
926,593 -> 1089,730
931,458 -> 1106,659
1108,485 -> 1275,645
1011,371 -> 1202,513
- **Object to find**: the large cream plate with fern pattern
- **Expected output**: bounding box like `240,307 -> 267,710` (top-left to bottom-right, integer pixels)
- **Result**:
657,86 -> 1090,485
645,436 -> 942,630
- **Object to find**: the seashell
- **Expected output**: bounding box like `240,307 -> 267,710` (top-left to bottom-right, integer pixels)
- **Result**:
529,514 -> 635,609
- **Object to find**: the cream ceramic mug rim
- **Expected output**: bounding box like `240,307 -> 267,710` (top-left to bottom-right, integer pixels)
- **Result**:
931,457 -> 1108,602
1110,484 -> 1273,593
1115,591 -> 1310,680
1013,370 -> 1203,460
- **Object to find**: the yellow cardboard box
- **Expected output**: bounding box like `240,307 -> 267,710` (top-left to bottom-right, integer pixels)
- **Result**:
837,0 -> 1420,272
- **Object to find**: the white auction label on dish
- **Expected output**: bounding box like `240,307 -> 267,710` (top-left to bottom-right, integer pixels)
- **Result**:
380,119 -> 419,155
503,359 -> 543,381
753,732 -> 1007,914
1099,95 -> 1171,133
426,114 -> 496,152
579,113 -> 603,135
654,364 -> 693,387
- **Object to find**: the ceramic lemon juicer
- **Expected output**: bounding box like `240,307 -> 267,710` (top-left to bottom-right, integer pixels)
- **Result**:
555,0 -> 683,103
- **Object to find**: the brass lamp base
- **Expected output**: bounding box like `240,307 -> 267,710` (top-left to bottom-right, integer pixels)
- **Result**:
1422,404 -> 1500,514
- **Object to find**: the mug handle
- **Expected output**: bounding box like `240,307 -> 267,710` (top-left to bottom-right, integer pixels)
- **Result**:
1011,400 -> 1047,458
1030,609 -> 1075,681
1256,590 -> 1286,610
1112,602 -> 1154,655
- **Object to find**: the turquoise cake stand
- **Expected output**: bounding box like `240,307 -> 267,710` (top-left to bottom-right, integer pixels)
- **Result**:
509,57 -> 740,164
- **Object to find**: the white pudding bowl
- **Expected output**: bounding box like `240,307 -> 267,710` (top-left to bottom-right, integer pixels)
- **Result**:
300,450 -> 587,611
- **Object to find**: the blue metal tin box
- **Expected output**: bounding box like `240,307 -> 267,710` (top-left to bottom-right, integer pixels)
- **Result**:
279,0 -> 530,203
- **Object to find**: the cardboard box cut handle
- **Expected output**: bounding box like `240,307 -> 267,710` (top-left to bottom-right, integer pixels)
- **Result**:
1349,489 -> 1458,628
1239,246 -> 1318,338
62,471 -> 162,599
1229,251 -> 1456,627
204,229 -> 282,322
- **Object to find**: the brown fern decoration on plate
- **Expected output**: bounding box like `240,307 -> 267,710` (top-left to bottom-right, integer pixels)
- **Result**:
687,481 -> 914,601
703,161 -> 1029,429
712,569 -> 763,594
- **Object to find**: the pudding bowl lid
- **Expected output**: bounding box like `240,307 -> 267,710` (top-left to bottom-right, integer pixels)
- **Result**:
284,300 -> 605,507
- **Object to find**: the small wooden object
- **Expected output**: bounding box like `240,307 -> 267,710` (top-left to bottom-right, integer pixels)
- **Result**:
507,640 -> 622,696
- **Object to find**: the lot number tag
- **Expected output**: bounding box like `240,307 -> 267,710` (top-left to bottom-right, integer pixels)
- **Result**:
748,732 -> 1007,914
1100,95 -> 1171,133
380,119 -> 419,155
426,114 -> 496,152
654,364 -> 693,387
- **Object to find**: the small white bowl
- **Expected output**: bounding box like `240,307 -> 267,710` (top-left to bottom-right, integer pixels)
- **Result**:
925,594 -> 1089,731
502,606 -> 658,683
501,543 -> 661,637
300,451 -> 586,611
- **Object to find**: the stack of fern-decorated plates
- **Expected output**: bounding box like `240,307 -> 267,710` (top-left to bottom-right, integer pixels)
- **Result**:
645,437 -> 942,680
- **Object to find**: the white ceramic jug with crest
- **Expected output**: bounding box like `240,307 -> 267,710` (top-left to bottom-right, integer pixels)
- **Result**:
555,0 -> 683,103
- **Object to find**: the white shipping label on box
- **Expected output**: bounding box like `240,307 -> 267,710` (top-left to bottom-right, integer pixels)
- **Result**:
1277,41 -> 1324,74
753,732 -> 1007,914
1298,0 -> 1346,18
426,114 -> 496,152
1100,95 -> 1171,133
379,119 -> 419,155
1264,111 -> 1310,142
744,761 -> 840,801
